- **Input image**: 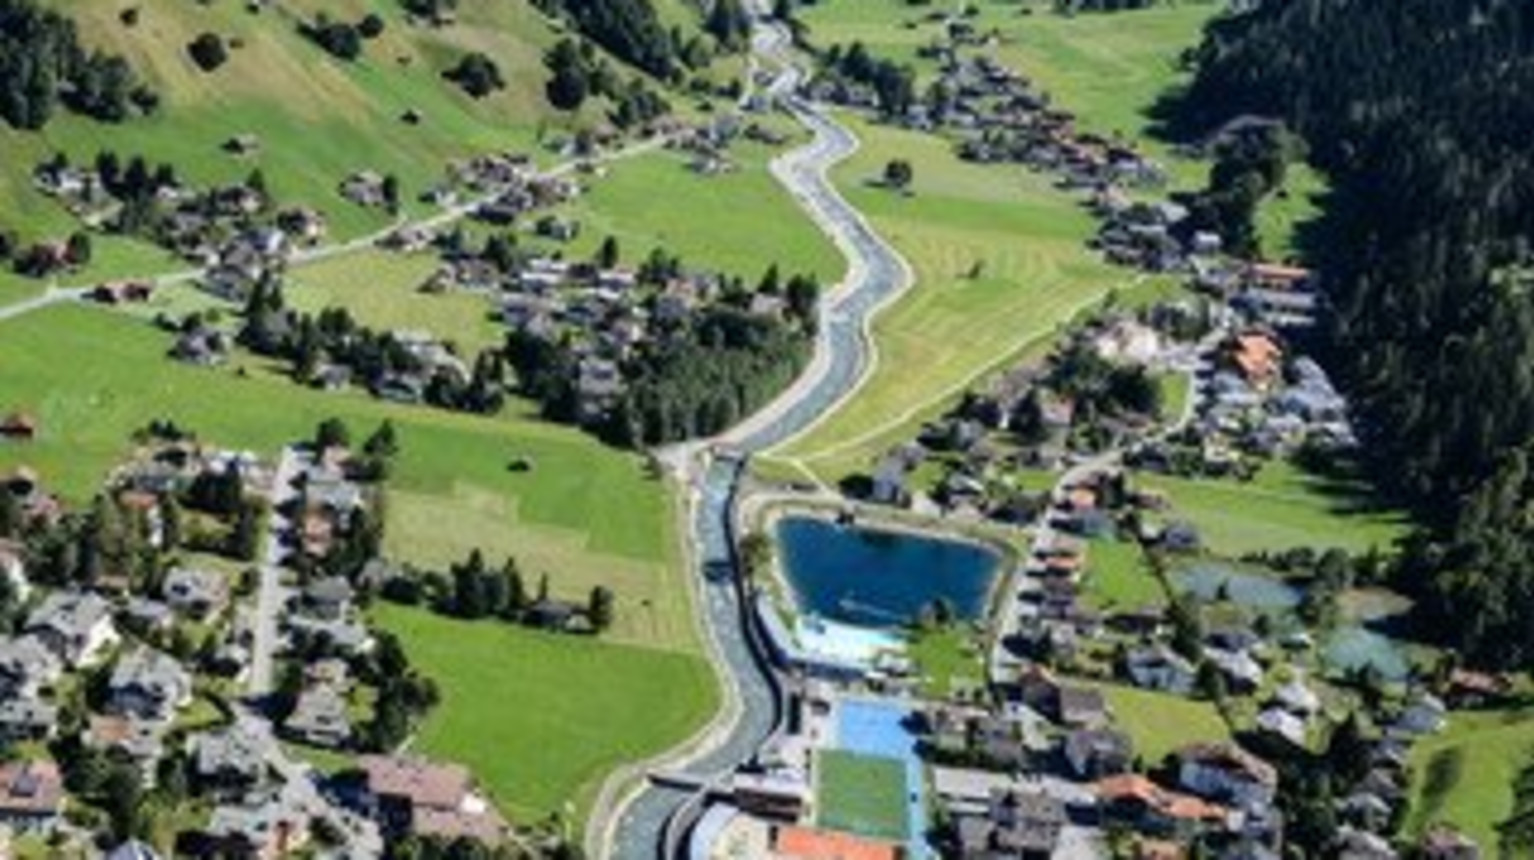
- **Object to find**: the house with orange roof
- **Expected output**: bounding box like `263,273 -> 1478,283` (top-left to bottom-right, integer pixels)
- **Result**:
1098,774 -> 1228,840
1226,332 -> 1283,389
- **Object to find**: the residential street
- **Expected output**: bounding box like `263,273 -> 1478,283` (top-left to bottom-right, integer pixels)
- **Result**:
249,445 -> 302,698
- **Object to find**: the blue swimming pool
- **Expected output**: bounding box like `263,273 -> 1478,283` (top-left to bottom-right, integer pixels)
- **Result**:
776,516 -> 1000,628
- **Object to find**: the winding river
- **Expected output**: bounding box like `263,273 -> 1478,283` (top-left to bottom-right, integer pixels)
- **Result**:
602,14 -> 915,860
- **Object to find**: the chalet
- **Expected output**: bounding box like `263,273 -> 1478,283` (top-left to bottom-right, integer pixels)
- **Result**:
87,714 -> 167,767
1056,685 -> 1109,729
299,577 -> 355,621
204,788 -> 312,859
25,590 -> 118,667
193,720 -> 274,793
0,412 -> 37,442
276,207 -> 327,244
1445,668 -> 1513,708
1064,728 -> 1133,779
163,566 -> 230,619
340,171 -> 387,207
0,636 -> 61,700
106,646 -> 193,723
1097,774 -> 1228,841
1226,332 -> 1283,389
0,760 -> 64,834
358,754 -> 507,844
1395,693 -> 1448,735
170,324 -> 229,367
954,788 -> 1067,859
1255,707 -> 1307,747
283,684 -> 351,748
0,698 -> 57,742
1419,825 -> 1480,860
1175,743 -> 1278,810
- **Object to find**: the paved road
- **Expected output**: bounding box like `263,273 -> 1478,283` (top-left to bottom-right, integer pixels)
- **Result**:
602,10 -> 918,860
249,445 -> 303,698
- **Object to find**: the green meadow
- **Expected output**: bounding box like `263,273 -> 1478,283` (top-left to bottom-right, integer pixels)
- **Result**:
373,604 -> 717,824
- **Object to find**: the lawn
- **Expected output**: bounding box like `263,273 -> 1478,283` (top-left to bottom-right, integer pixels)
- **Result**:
374,604 -> 718,824
558,142 -> 843,285
1083,538 -> 1166,612
285,252 -> 506,355
908,626 -> 985,699
816,749 -> 909,841
1138,459 -> 1409,557
776,116 -> 1129,475
1094,682 -> 1230,764
0,304 -> 695,651
1407,705 -> 1534,849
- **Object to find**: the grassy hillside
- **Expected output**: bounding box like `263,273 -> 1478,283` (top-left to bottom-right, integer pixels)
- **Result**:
0,0 -> 726,296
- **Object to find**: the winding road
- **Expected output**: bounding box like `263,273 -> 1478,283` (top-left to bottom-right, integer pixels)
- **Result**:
600,12 -> 918,860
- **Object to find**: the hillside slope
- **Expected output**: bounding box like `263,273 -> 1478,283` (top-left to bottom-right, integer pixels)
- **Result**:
0,0 -> 715,259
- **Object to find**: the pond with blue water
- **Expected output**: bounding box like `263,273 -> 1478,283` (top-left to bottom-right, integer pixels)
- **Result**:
775,516 -> 1001,628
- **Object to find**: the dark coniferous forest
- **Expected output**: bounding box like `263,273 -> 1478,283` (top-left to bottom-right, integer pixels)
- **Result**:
1172,0 -> 1534,667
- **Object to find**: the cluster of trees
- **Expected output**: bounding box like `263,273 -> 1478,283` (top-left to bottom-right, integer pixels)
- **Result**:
400,0 -> 457,21
505,255 -> 821,447
187,32 -> 229,72
443,51 -> 504,98
301,11 -> 385,61
542,37 -> 672,128
240,284 -> 509,416
1172,0 -> 1534,668
379,548 -> 617,634
0,0 -> 157,129
820,41 -> 917,117
531,0 -> 677,78
705,0 -> 752,52
1184,122 -> 1301,259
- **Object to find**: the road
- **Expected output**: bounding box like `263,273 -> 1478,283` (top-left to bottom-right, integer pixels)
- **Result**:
599,9 -> 919,860
249,445 -> 303,698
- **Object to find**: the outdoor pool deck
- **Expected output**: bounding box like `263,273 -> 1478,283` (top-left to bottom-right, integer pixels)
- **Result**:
830,697 -> 928,859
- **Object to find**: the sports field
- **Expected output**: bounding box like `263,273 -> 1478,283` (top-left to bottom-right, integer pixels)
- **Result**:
816,749 -> 909,841
375,604 -> 718,824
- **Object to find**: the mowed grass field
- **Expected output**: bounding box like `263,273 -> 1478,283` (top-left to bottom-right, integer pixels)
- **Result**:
285,253 -> 506,355
373,604 -> 717,824
1138,459 -> 1408,557
1407,705 -> 1534,849
559,141 -> 844,284
816,750 -> 909,841
1095,683 -> 1230,764
0,304 -> 698,651
774,117 -> 1128,478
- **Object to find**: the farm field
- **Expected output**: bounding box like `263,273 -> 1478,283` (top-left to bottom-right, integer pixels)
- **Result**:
1407,705 -> 1534,849
0,304 -> 697,651
815,750 -> 909,841
773,116 -> 1129,478
374,604 -> 718,824
1138,459 -> 1409,557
